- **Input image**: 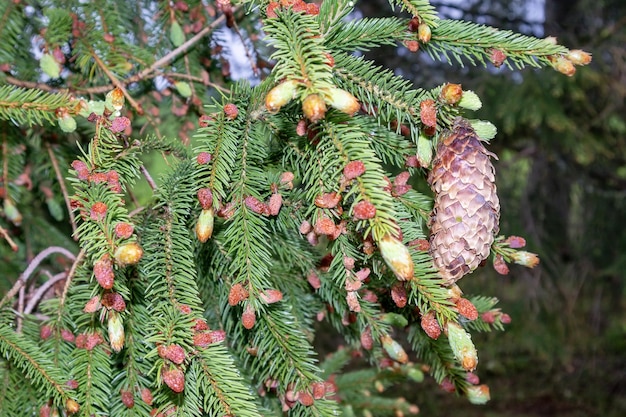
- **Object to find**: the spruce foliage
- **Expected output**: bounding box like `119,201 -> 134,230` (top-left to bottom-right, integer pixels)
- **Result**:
0,0 -> 590,416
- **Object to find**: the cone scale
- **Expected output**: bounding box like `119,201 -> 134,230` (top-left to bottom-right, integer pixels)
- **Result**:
428,118 -> 500,285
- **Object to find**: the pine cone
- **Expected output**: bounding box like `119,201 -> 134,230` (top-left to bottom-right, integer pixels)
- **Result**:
428,118 -> 500,284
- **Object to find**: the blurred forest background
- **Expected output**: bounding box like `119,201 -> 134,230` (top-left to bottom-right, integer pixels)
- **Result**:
351,0 -> 625,415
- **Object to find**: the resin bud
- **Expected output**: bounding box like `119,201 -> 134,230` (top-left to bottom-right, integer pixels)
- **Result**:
162,368 -> 185,393
420,311 -> 441,339
417,23 -> 431,43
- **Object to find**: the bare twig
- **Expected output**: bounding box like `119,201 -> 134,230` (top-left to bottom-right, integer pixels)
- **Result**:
0,224 -> 18,251
0,246 -> 76,309
16,286 -> 25,332
90,48 -> 144,114
58,249 -> 85,311
136,12 -> 229,82
24,271 -> 67,315
46,143 -> 77,234
140,165 -> 157,191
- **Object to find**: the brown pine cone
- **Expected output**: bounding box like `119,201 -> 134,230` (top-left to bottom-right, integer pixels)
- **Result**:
428,118 -> 500,284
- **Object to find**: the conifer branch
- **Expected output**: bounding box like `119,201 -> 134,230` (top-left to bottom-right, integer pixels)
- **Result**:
390,0 -> 440,26
0,326 -> 74,410
427,19 -> 568,69
89,47 -> 144,114
194,344 -> 262,417
0,85 -> 74,126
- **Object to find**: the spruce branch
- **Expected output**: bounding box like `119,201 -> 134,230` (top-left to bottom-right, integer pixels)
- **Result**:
194,344 -> 262,417
0,326 -> 76,412
0,85 -> 74,126
325,17 -> 408,52
389,0 -> 440,26
426,19 -> 569,69
0,223 -> 18,251
263,9 -> 334,93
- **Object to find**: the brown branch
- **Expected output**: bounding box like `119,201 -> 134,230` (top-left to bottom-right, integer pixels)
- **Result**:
57,249 -> 85,314
0,224 -> 18,251
135,12 -> 229,82
24,271 -> 67,315
0,246 -> 77,309
140,165 -> 157,191
89,47 -> 144,114
46,143 -> 77,234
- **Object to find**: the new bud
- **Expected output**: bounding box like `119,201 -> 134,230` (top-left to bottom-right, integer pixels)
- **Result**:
378,234 -> 414,281
469,120 -> 497,141
446,322 -> 477,371
566,49 -> 592,66
195,208 -> 214,243
510,250 -> 540,268
265,80 -> 299,113
417,23 -> 432,43
458,90 -> 482,110
380,334 -> 408,363
114,242 -> 143,266
302,94 -> 327,122
107,311 -> 125,352
326,87 -> 360,115
416,133 -> 433,167
466,384 -> 490,405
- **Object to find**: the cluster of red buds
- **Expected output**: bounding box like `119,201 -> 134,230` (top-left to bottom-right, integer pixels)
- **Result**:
266,0 -> 320,19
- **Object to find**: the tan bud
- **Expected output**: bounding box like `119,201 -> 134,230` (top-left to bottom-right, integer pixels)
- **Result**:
265,80 -> 299,113
446,322 -> 477,371
378,234 -> 414,281
302,94 -> 326,122
326,87 -> 360,115
195,208 -> 214,243
65,399 -> 80,414
566,49 -> 591,66
417,23 -> 431,43
440,83 -> 463,105
107,311 -> 125,352
114,242 -> 143,266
